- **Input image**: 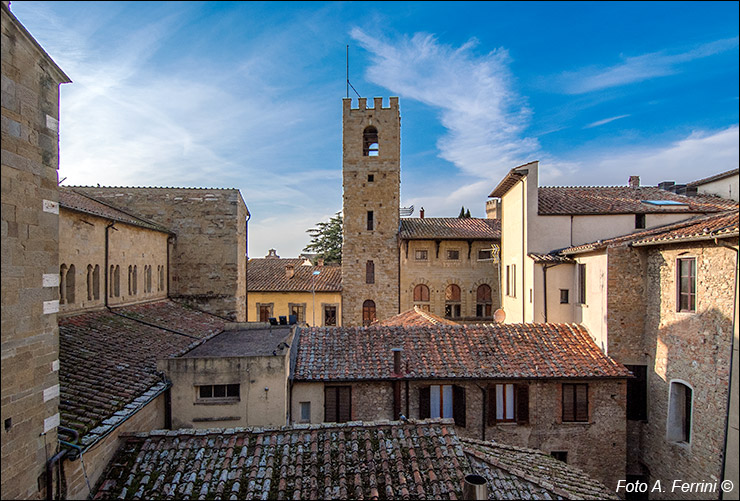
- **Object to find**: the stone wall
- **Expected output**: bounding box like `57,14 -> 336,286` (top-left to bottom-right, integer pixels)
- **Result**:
640,242 -> 735,500
72,187 -> 248,321
605,245 -> 647,364
1,3 -> 69,499
58,208 -> 169,313
400,239 -> 500,321
341,97 -> 400,326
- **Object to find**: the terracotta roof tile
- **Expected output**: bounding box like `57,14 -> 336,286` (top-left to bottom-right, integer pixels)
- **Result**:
58,301 -> 225,446
247,258 -> 341,292
59,188 -> 171,233
294,324 -> 630,381
375,306 -> 458,326
537,186 -> 736,215
399,218 -> 500,240
528,252 -> 576,264
92,420 -> 614,500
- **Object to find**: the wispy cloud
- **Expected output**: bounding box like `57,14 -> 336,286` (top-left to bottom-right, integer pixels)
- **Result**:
555,37 -> 739,94
351,29 -> 539,182
584,114 -> 631,129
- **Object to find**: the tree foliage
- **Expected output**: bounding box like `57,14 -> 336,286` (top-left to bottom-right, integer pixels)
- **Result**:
303,212 -> 343,264
458,206 -> 471,218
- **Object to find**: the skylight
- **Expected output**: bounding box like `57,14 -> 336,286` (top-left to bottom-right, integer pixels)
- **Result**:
642,200 -> 688,206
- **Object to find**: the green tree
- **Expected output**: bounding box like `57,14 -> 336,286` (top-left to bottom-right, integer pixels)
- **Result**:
303,212 -> 343,264
458,206 -> 471,218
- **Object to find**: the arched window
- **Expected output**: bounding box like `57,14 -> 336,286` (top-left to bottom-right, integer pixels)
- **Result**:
445,284 -> 461,319
667,381 -> 692,443
110,265 -> 115,297
366,260 -> 375,284
362,300 -> 376,326
133,265 -> 137,295
59,264 -> 67,304
147,265 -> 152,293
363,126 -> 379,156
476,284 -> 492,318
87,264 -> 93,301
413,284 -> 430,311
114,265 -> 120,297
128,266 -> 133,295
93,265 -> 100,300
66,265 -> 76,304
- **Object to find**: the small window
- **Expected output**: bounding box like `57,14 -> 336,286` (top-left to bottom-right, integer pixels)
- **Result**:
362,300 -> 376,326
506,264 -> 517,298
476,284 -> 492,318
87,264 -> 94,301
447,249 -> 460,260
93,265 -> 100,300
551,451 -> 568,463
367,211 -> 374,231
562,383 -> 588,422
324,305 -> 337,326
487,384 -> 529,425
59,264 -> 67,304
367,174 -> 374,182
198,384 -> 240,401
65,265 -> 76,304
114,265 -> 120,297
667,381 -> 692,443
635,213 -> 646,229
419,384 -> 466,427
413,284 -> 430,302
363,126 -> 379,156
478,249 -> 492,260
258,303 -> 273,322
366,260 -> 375,284
415,249 -> 428,261
577,263 -> 586,304
560,289 -> 569,304
445,284 -> 461,318
626,365 -> 648,421
677,258 -> 696,312
289,303 -> 306,324
128,265 -> 133,295
325,386 -> 351,423
300,402 -> 311,422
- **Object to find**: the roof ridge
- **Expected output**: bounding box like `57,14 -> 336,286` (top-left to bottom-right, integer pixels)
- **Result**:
65,188 -> 172,233
68,185 -> 237,191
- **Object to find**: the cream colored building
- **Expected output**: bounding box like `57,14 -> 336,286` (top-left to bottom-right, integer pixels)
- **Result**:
687,168 -> 739,202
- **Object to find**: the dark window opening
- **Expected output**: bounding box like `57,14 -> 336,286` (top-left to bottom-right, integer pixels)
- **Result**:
447,249 -> 460,260
626,365 -> 648,421
415,249 -> 428,261
258,304 -> 273,322
635,213 -> 646,229
551,451 -> 568,462
366,260 -> 375,284
476,284 -> 492,318
325,386 -> 351,422
487,384 -> 529,425
4,418 -> 11,431
667,381 -> 692,443
577,264 -> 586,304
562,383 -> 588,422
324,305 -> 337,326
198,384 -> 239,400
445,284 -> 461,318
560,289 -> 569,304
362,299 -> 376,326
367,174 -> 374,182
478,249 -> 492,260
363,126 -> 379,156
367,211 -> 374,231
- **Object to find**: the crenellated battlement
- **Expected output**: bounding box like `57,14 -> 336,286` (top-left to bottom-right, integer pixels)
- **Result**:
343,96 -> 399,112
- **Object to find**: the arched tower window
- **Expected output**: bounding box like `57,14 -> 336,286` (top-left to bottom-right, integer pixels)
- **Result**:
476,284 -> 492,318
110,265 -> 115,297
366,260 -> 375,284
363,126 -> 379,156
87,265 -> 93,301
66,265 -> 76,304
362,300 -> 376,326
128,266 -> 133,295
114,265 -> 120,297
413,284 -> 430,311
93,265 -> 100,300
133,265 -> 138,295
445,284 -> 461,319
59,264 -> 67,304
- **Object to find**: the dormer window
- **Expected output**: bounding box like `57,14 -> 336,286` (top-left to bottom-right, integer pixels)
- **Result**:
363,126 -> 379,156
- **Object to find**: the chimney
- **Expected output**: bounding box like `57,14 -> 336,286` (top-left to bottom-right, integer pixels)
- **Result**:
658,181 -> 675,192
392,348 -> 403,375
285,265 -> 294,279
317,258 -> 324,267
266,249 -> 279,259
419,207 -> 425,219
463,475 -> 488,500
628,176 -> 640,188
486,199 -> 500,220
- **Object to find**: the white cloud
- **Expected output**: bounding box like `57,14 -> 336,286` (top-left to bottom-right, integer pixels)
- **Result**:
351,29 -> 540,183
584,114 -> 630,129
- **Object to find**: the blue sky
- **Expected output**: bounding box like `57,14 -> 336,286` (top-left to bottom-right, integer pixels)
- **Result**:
11,1 -> 739,257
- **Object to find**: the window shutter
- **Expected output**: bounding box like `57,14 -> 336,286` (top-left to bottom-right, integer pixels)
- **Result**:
516,384 -> 529,424
325,387 -> 337,422
487,386 -> 496,426
338,387 -> 352,423
453,385 -> 466,427
562,384 -> 574,422
419,387 -> 430,419
575,384 -> 588,422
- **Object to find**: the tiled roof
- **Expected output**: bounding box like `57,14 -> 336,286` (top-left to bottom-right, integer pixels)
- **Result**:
537,186 -> 736,215
462,438 -> 618,500
58,301 -> 225,447
294,324 -> 630,381
687,168 -> 739,187
528,252 -> 575,264
59,188 -> 171,233
92,419 -> 614,500
375,306 -> 458,326
247,259 -> 341,292
399,218 -> 501,240
562,211 -> 739,255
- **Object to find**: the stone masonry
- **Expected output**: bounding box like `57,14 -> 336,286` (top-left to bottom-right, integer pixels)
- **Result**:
341,97 -> 400,326
1,2 -> 70,499
72,187 -> 248,321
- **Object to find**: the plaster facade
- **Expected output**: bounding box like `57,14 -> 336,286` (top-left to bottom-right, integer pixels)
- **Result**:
248,291 -> 342,327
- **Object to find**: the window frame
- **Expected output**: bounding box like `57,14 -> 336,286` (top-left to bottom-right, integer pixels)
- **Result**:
196,383 -> 240,403
559,289 -> 569,304
362,299 -> 376,326
562,383 -> 589,423
257,303 -> 274,323
323,304 -> 338,326
324,385 -> 351,423
444,284 -> 462,319
476,284 -> 492,318
577,263 -> 586,305
666,380 -> 692,444
288,303 -> 306,324
299,401 -> 311,423
446,249 -> 460,261
477,249 -> 493,261
676,257 -> 696,313
635,213 -> 646,229
414,249 -> 429,261
366,260 -> 375,284
367,210 -> 374,231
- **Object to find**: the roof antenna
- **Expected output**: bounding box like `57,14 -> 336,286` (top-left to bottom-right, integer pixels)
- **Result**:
346,44 -> 361,99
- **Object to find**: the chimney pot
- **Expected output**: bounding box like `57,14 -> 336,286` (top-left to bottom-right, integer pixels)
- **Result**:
628,176 -> 640,188
285,265 -> 295,279
419,207 -> 425,219
317,258 -> 324,267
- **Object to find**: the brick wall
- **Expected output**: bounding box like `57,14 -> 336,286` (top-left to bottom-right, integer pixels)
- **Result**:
72,187 -> 248,321
1,4 -> 69,499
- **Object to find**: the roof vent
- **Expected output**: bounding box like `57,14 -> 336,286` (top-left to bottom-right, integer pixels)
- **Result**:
628,176 -> 640,188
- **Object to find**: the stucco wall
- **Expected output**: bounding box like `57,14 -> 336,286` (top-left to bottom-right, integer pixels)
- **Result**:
696,174 -> 739,202
248,291 -> 342,327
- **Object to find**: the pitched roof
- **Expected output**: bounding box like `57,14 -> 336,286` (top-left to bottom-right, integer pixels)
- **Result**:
562,210 -> 739,255
528,252 -> 576,264
294,324 -> 630,381
92,419 -> 616,500
58,301 -> 225,447
59,188 -> 171,233
399,218 -> 500,240
247,259 -> 341,292
374,306 -> 459,327
687,168 -> 739,187
537,186 -> 736,215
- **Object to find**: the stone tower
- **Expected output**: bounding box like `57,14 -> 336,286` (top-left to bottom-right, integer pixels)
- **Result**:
341,97 -> 400,326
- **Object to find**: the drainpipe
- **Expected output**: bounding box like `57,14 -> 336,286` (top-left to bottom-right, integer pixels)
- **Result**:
521,179 -> 526,322
46,449 -> 68,501
245,211 -> 251,321
104,222 -> 116,307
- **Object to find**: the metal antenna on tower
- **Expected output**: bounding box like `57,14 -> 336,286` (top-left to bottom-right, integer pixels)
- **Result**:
346,44 -> 361,99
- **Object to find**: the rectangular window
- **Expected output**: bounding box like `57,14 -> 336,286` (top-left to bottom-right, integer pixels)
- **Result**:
447,249 -> 460,260
667,381 -> 692,443
626,365 -> 648,421
562,383 -> 588,422
577,264 -> 586,304
430,384 -> 454,419
324,386 -> 351,423
366,260 -> 375,284
367,211 -> 374,231
198,384 -> 239,401
677,258 -> 696,312
415,249 -> 428,261
487,384 -> 529,425
635,213 -> 646,229
505,265 -> 510,296
420,385 -> 466,427
495,383 -> 515,422
289,303 -> 305,324
478,249 -> 492,260
299,402 -> 311,422
560,289 -> 569,304
323,305 -> 337,326
511,264 -> 516,297
258,303 -> 273,322
367,174 -> 374,182
551,451 -> 568,463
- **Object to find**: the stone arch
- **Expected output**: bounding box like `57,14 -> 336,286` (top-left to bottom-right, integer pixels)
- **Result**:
66,265 -> 76,304
362,299 -> 376,326
363,126 -> 379,156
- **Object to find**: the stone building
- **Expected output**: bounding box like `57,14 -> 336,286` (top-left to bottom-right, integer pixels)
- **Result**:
290,323 -> 631,490
1,2 -> 70,499
247,251 -> 342,326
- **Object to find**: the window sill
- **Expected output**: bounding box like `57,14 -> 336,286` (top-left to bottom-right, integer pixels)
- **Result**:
194,399 -> 240,406
560,421 -> 591,425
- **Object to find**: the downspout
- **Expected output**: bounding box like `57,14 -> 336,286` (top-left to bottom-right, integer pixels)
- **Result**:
521,179 -> 526,321
46,449 -> 68,501
104,222 -> 116,307
245,211 -> 251,321
543,264 -> 548,323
